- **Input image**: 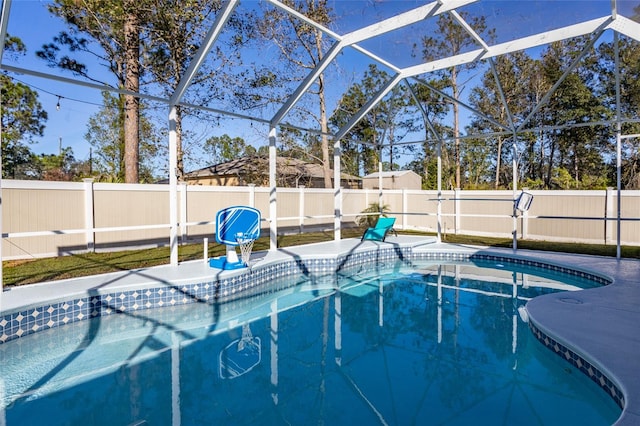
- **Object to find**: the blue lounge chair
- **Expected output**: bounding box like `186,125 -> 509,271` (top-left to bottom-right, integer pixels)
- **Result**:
361,216 -> 397,242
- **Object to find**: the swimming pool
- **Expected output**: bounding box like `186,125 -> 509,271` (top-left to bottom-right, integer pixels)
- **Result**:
0,257 -> 621,425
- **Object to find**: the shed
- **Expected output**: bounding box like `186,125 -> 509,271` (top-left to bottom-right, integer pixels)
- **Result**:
362,170 -> 422,190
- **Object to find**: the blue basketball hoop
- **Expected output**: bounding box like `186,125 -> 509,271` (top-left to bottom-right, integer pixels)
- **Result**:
209,206 -> 261,270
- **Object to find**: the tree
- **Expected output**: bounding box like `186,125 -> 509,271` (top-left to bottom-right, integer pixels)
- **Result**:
537,40 -> 610,188
38,0 -> 147,183
468,52 -> 535,188
257,0 -> 335,187
144,0 -> 253,180
595,35 -> 640,189
419,12 -> 492,189
203,134 -> 256,163
330,73 -> 375,176
123,0 -> 141,183
331,64 -> 417,176
37,148 -> 91,181
1,35 -> 48,178
85,92 -> 161,182
407,78 -> 451,190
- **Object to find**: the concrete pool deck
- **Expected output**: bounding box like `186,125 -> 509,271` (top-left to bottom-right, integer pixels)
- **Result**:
1,236 -> 639,424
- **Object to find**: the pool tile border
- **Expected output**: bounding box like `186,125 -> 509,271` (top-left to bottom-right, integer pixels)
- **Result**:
528,320 -> 625,409
0,248 -> 610,344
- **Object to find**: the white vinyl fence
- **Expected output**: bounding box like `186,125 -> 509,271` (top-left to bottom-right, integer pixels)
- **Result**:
2,179 -> 639,260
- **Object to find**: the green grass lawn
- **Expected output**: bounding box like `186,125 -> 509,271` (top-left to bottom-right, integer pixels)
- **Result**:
3,229 -> 638,287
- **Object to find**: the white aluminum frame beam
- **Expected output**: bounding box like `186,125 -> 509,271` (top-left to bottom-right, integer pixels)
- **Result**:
332,16 -> 618,154
516,22 -> 609,133
449,9 -> 490,51
609,16 -> 640,42
169,0 -> 240,105
412,76 -> 511,131
333,73 -> 404,142
269,0 -> 476,126
488,58 -> 516,131
0,0 -> 11,62
0,0 -> 9,302
401,17 -> 612,78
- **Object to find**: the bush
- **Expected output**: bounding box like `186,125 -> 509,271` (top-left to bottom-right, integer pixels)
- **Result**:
355,202 -> 390,228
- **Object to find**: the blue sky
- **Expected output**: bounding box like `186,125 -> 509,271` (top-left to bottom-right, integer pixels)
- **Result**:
3,0 -> 632,170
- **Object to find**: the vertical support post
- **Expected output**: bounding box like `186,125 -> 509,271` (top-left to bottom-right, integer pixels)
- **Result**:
179,182 -> 188,244
378,279 -> 384,327
171,332 -> 181,426
203,237 -> 208,263
334,138 -> 342,241
0,173 -> 2,307
437,265 -> 442,343
169,107 -> 179,266
248,183 -> 256,207
0,0 -> 7,302
512,140 -> 518,251
615,132 -> 622,258
83,178 -> 95,252
402,188 -> 408,230
436,139 -> 442,242
378,161 -> 383,209
334,291 -> 342,366
614,32 -> 622,259
298,185 -> 305,234
605,187 -> 614,245
270,299 -> 279,405
511,271 -> 518,354
269,126 -> 278,251
521,200 -> 529,240
454,188 -> 460,235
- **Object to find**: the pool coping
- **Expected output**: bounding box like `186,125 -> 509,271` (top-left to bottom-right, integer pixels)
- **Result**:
1,236 -> 639,425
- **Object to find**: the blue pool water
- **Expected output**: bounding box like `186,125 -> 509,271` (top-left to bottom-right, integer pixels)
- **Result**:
0,260 -> 621,425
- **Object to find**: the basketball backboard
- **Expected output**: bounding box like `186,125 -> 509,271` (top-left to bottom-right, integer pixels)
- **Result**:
215,206 -> 261,246
515,191 -> 534,212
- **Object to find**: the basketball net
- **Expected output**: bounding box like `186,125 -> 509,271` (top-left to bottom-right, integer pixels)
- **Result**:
235,232 -> 255,266
238,324 -> 253,351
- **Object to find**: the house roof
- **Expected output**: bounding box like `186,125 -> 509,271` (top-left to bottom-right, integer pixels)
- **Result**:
184,156 -> 361,181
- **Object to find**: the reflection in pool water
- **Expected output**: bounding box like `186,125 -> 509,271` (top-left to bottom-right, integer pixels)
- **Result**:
0,260 -> 621,425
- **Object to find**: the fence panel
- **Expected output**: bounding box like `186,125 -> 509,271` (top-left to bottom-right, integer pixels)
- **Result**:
619,191 -> 640,246
405,190 -> 439,231
2,181 -> 639,260
457,190 -> 514,237
93,183 -> 169,247
2,181 -> 86,258
526,190 -> 607,244
184,185 -> 252,241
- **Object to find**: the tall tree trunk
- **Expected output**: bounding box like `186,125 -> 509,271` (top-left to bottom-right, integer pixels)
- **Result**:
573,140 -> 579,184
319,80 -> 331,187
546,139 -> 556,188
494,136 -> 503,189
452,67 -> 461,189
123,1 -> 140,183
538,131 -> 545,182
389,126 -> 394,171
316,29 -> 332,189
176,105 -> 184,181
